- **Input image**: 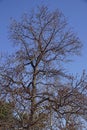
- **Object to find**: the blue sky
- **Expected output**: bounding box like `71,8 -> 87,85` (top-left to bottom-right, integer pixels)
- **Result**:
0,0 -> 87,75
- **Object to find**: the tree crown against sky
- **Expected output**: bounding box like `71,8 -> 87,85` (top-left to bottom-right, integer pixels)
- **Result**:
0,5 -> 87,130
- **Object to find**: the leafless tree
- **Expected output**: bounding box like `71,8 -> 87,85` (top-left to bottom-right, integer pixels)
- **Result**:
0,5 -> 86,130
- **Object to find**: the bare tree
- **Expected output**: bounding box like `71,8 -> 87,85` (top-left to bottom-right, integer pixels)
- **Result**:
0,5 -> 85,130
48,75 -> 87,129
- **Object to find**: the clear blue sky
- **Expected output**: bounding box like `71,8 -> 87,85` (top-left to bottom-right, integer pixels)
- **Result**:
0,0 -> 87,75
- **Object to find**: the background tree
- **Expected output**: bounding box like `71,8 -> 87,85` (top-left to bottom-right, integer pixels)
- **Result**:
0,101 -> 14,130
0,5 -> 86,130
